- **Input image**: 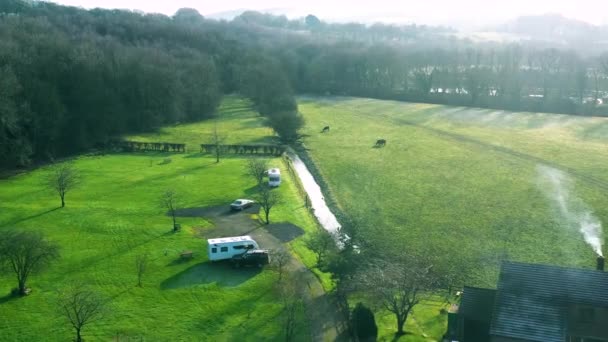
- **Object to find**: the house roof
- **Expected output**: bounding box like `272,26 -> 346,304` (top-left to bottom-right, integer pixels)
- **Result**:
460,286 -> 496,323
490,261 -> 608,342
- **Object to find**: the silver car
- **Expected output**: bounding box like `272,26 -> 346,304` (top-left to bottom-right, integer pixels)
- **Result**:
230,199 -> 254,211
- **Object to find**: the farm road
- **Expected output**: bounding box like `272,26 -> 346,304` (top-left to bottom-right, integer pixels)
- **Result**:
178,205 -> 340,341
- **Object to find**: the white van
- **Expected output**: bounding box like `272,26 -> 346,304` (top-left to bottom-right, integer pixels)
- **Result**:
268,168 -> 281,187
207,235 -> 260,261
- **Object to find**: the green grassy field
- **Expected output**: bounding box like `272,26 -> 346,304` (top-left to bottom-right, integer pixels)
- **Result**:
0,97 -> 322,341
298,96 -> 608,340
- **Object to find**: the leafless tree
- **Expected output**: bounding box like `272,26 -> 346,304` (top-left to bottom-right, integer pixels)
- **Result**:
48,163 -> 79,208
58,284 -> 107,342
160,189 -> 179,231
246,159 -> 268,187
0,231 -> 59,296
254,186 -> 280,225
537,48 -> 562,102
360,257 -> 438,335
272,248 -> 290,282
210,123 -> 225,163
305,230 -> 335,267
135,253 -> 149,287
599,52 -> 608,76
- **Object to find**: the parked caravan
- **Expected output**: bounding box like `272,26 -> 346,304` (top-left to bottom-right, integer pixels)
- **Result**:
207,235 -> 260,261
268,168 -> 281,187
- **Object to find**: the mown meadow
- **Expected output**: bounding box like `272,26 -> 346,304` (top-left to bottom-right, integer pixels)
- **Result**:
0,97 -> 322,341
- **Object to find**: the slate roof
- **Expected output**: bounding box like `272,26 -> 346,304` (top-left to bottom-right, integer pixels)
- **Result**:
460,286 -> 496,323
489,261 -> 608,342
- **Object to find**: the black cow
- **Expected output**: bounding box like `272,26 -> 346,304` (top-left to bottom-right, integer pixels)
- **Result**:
321,126 -> 330,133
375,139 -> 387,147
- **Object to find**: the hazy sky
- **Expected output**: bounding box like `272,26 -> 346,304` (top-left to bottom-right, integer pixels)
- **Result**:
51,0 -> 608,26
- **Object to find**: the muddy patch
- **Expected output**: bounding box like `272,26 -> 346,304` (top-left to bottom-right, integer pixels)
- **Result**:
265,223 -> 305,243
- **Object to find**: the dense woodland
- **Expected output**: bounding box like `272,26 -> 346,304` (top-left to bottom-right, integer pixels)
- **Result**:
2,0 -> 608,169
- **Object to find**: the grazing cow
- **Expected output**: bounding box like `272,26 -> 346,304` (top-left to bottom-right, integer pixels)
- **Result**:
375,139 -> 387,147
321,126 -> 330,133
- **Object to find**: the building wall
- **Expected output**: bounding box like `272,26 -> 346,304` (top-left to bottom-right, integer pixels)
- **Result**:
567,305 -> 608,341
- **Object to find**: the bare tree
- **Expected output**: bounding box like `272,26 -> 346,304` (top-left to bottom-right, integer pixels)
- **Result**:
135,253 -> 149,287
272,248 -> 290,282
160,189 -> 179,231
599,52 -> 608,76
360,257 -> 438,335
210,123 -> 225,163
58,284 -> 107,342
0,231 -> 59,296
537,48 -> 562,103
305,230 -> 335,267
48,163 -> 79,208
254,186 -> 280,225
246,159 -> 268,187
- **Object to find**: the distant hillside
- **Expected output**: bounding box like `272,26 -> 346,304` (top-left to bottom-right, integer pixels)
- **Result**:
494,14 -> 608,53
206,9 -> 246,21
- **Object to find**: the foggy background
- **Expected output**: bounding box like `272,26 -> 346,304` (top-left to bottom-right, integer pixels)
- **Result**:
51,0 -> 608,28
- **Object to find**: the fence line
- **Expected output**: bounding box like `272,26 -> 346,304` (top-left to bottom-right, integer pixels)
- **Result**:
106,140 -> 186,153
200,144 -> 286,156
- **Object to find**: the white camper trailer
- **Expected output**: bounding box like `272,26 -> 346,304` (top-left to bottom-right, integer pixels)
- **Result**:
207,235 -> 260,261
268,168 -> 281,187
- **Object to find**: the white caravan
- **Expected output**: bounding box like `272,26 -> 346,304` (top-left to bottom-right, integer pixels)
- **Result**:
207,235 -> 260,261
268,168 -> 281,187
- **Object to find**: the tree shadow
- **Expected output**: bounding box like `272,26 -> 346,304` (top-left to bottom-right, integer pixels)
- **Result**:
0,207 -> 61,228
265,222 -> 305,243
174,204 -> 260,218
160,261 -> 261,289
391,331 -> 414,342
0,293 -> 19,305
243,184 -> 262,196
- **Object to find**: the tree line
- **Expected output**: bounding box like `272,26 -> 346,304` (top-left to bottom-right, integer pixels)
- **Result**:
4,1 -> 608,171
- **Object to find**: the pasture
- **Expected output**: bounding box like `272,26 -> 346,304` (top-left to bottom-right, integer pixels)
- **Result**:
299,96 -> 608,340
0,97 -> 323,341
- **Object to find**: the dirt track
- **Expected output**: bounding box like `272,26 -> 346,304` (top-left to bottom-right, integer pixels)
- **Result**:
177,205 -> 339,341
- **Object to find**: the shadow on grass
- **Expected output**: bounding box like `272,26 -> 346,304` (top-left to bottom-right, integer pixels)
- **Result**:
390,331 -> 414,342
0,293 -> 19,305
0,207 -> 61,228
243,184 -> 261,196
161,261 -> 261,289
265,222 -> 305,243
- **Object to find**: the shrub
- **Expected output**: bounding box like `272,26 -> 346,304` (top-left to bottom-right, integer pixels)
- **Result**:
351,302 -> 378,342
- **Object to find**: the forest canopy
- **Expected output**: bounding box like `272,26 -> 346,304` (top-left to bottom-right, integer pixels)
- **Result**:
2,0 -> 608,169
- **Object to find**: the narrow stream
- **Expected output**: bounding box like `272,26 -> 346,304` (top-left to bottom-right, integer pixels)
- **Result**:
287,152 -> 341,234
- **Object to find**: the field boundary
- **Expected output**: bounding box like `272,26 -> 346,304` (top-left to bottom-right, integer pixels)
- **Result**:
290,145 -> 353,233
282,152 -> 312,210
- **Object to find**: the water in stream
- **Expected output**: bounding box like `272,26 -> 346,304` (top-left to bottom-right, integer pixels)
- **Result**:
287,152 -> 341,234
